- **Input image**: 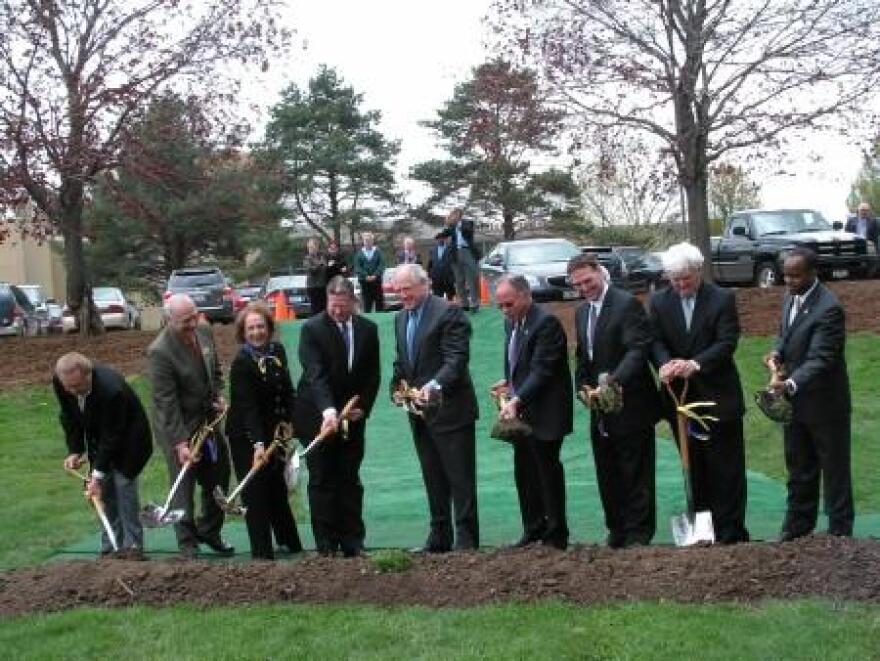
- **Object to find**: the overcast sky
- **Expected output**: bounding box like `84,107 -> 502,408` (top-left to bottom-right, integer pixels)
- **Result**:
244,0 -> 865,222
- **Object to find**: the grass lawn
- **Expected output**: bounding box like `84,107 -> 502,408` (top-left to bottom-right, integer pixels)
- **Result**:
0,332 -> 877,570
1,601 -> 879,659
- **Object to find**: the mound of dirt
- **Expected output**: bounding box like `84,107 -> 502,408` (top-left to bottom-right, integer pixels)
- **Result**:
0,536 -> 877,616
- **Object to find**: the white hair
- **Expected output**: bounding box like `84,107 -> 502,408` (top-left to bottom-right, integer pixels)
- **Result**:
662,242 -> 704,275
55,351 -> 93,376
395,263 -> 430,285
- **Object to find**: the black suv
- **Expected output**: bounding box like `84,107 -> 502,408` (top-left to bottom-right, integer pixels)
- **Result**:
164,267 -> 234,323
0,283 -> 43,337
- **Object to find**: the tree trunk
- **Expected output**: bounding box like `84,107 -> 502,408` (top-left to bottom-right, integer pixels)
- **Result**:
329,172 -> 341,245
683,173 -> 714,283
60,182 -> 104,335
503,210 -> 516,240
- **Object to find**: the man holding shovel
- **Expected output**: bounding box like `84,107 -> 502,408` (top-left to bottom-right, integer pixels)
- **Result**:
54,352 -> 153,558
647,242 -> 749,545
148,294 -> 233,558
295,276 -> 381,557
569,253 -> 661,549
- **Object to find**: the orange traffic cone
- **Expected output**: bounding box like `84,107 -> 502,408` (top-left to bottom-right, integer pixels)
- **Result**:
480,276 -> 491,305
275,294 -> 290,322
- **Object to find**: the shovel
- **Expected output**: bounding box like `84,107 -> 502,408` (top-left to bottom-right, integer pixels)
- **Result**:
214,422 -> 295,516
665,380 -> 717,547
66,467 -> 119,552
286,395 -> 361,479
140,406 -> 227,527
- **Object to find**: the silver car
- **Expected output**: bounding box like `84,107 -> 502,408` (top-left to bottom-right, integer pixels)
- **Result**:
63,286 -> 140,332
480,238 -> 582,302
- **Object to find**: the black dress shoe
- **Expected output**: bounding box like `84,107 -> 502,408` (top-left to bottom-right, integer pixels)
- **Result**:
196,535 -> 235,556
408,544 -> 450,554
606,533 -> 626,549
542,538 -> 568,551
778,529 -> 810,542
508,535 -> 541,549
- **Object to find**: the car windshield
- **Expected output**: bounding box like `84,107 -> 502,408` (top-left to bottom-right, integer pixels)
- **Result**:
751,211 -> 831,237
507,241 -> 580,266
19,286 -> 44,305
170,272 -> 223,288
92,287 -> 122,302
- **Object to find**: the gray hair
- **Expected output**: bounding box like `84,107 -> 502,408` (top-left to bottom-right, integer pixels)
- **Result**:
326,275 -> 355,297
662,242 -> 704,275
55,352 -> 93,376
497,274 -> 531,294
395,263 -> 429,285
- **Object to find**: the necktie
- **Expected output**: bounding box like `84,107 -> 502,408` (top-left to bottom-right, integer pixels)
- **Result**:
508,322 -> 521,378
406,310 -> 418,364
339,322 -> 351,369
789,296 -> 800,327
587,303 -> 598,358
683,296 -> 695,332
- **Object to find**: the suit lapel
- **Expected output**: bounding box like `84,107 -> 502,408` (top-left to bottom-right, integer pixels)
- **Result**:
512,305 -> 537,376
593,289 -> 613,359
784,283 -> 821,338
410,296 -> 438,369
686,286 -> 707,352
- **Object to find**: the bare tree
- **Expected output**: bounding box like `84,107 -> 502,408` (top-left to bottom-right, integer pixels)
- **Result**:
0,0 -> 289,333
578,134 -> 678,227
494,0 -> 880,278
709,162 -> 761,224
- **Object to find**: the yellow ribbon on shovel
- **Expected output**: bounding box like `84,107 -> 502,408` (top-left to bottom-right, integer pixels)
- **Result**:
675,400 -> 719,432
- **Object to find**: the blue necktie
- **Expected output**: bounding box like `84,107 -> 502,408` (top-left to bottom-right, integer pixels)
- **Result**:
339,322 -> 351,369
406,310 -> 418,364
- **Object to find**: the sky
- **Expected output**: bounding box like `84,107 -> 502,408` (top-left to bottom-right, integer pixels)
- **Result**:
241,0 -> 866,223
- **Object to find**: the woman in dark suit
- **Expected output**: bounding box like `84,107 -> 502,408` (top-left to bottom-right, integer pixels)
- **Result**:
226,303 -> 302,559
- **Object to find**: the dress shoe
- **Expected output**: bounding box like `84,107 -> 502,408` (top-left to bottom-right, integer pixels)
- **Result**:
408,544 -> 450,554
277,543 -> 304,556
196,534 -> 235,556
778,529 -> 810,543
178,545 -> 198,560
542,538 -> 568,551
606,533 -> 626,549
116,548 -> 148,561
507,534 -> 542,549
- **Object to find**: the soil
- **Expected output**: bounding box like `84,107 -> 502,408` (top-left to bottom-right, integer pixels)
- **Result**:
3,281 -> 880,615
0,536 -> 878,616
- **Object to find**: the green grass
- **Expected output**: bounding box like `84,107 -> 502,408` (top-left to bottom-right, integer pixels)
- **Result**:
0,601 -> 879,659
369,548 -> 413,573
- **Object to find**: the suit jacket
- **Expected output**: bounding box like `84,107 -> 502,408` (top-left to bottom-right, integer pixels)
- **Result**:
53,364 -> 153,479
147,323 -> 224,449
440,219 -> 482,260
773,281 -> 850,423
648,281 -> 745,421
354,248 -> 385,279
505,304 -> 573,441
295,312 -> 381,440
325,251 -> 351,281
845,216 -> 879,247
576,286 -> 660,435
226,341 -> 297,448
392,295 -> 479,433
427,244 -> 453,283
396,250 -> 423,266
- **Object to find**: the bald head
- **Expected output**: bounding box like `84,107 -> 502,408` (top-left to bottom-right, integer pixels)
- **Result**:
167,294 -> 199,341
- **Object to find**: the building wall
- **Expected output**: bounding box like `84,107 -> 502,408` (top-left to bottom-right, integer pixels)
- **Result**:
0,223 -> 67,301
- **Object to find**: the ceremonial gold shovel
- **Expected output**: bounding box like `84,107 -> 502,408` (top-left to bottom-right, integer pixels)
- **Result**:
665,380 -> 717,547
65,467 -> 119,553
290,395 -> 361,475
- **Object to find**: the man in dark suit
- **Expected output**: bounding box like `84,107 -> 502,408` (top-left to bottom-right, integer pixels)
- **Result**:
392,263 -> 480,551
54,352 -> 153,557
354,231 -> 385,312
427,233 -> 455,300
396,236 -> 423,266
845,202 -> 879,253
569,253 -> 661,548
492,275 -> 572,549
148,294 -> 233,558
441,208 -> 482,312
764,247 -> 854,539
295,276 -> 381,557
647,242 -> 749,544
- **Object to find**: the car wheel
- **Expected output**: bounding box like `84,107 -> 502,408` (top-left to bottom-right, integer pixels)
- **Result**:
755,262 -> 779,288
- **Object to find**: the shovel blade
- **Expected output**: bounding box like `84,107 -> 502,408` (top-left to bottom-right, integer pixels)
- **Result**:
671,510 -> 715,547
139,502 -> 184,528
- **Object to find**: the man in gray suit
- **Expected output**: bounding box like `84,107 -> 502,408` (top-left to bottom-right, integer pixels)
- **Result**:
392,264 -> 480,551
148,294 -> 233,557
765,247 -> 854,540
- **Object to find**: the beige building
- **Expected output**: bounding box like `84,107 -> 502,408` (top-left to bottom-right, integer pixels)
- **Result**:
0,220 -> 66,301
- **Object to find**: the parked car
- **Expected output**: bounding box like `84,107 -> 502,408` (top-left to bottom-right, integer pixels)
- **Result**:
625,251 -> 668,292
0,282 -> 43,337
164,266 -> 235,323
710,208 -> 878,287
62,286 -> 140,332
18,284 -> 64,333
580,246 -> 628,289
481,238 -> 583,302
382,267 -> 403,311
237,284 -> 264,304
262,274 -> 311,319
